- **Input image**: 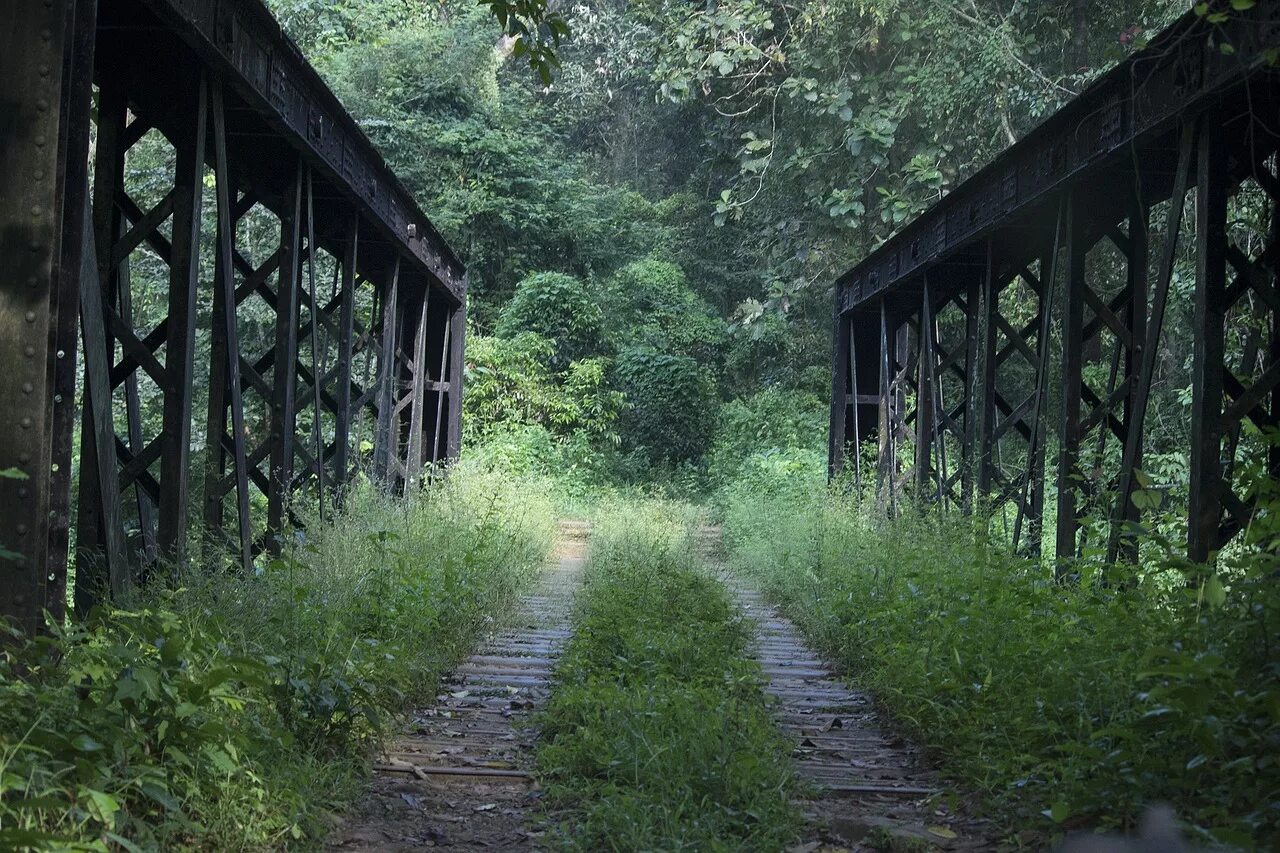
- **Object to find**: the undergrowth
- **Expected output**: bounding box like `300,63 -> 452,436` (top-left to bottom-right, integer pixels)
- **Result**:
536,502 -> 802,851
0,465 -> 554,850
720,474 -> 1280,849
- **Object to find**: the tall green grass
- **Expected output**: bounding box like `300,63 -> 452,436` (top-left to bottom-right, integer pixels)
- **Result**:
720,474 -> 1280,848
536,502 -> 802,851
0,465 -> 555,850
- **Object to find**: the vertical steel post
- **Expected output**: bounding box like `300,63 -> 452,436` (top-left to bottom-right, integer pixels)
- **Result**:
374,259 -> 402,485
977,240 -> 998,503
158,74 -> 207,562
916,280 -> 936,497
406,292 -> 430,485
1189,112 -> 1228,563
333,216 -> 358,489
1109,120 -> 1194,563
210,79 -> 254,572
962,262 -> 982,512
0,0 -> 96,631
1057,193 -> 1087,568
446,292 -> 467,462
268,161 -> 303,548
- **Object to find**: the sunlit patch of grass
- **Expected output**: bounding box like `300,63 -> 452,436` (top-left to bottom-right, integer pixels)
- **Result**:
536,502 -> 802,851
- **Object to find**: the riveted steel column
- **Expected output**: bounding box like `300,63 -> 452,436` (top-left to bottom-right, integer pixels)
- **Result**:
0,0 -> 96,632
1057,193 -> 1087,568
333,216 -> 359,489
268,161 -> 303,550
1189,112 -> 1229,564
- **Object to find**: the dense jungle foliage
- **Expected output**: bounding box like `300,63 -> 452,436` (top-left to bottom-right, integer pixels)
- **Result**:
266,0 -> 1189,499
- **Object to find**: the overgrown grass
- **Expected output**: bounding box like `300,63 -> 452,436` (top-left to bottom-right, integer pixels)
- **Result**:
536,502 -> 802,851
720,475 -> 1280,848
0,465 -> 555,850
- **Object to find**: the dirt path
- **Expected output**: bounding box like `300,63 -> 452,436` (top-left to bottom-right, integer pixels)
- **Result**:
710,541 -> 989,850
329,521 -> 587,851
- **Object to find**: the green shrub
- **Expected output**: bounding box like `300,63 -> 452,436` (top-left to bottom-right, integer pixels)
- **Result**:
537,502 -> 801,850
615,347 -> 719,465
707,387 -> 827,486
464,331 -> 621,445
495,272 -> 604,368
600,259 -> 728,368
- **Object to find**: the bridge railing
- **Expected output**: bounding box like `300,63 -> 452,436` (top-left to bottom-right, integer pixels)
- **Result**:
0,0 -> 467,632
830,3 -> 1280,568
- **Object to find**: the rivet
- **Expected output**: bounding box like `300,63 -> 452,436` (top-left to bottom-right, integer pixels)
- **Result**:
40,29 -> 51,41
27,276 -> 38,288
21,382 -> 33,394
36,99 -> 48,112
31,205 -> 41,217
34,135 -> 46,146
20,417 -> 32,429
33,170 -> 44,180
56,349 -> 64,359
23,345 -> 35,357
16,524 -> 27,535
18,453 -> 30,463
53,394 -> 62,403
13,595 -> 24,606
50,463 -> 59,473
25,311 -> 36,323
29,241 -> 40,252
17,488 -> 28,498
48,573 -> 56,582
38,64 -> 50,76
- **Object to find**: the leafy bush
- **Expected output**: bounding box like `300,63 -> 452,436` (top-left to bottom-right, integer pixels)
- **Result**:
707,387 -> 827,486
615,347 -> 720,466
722,484 -> 1280,848
464,331 -> 621,445
537,502 -> 801,850
495,272 -> 605,368
600,259 -> 728,368
0,467 -> 554,849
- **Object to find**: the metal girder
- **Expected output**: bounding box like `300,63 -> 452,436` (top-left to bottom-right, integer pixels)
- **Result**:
835,1 -> 1280,314
830,4 -> 1280,567
0,0 -> 468,629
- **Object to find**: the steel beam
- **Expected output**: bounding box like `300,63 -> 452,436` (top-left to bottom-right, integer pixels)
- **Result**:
0,0 -> 96,632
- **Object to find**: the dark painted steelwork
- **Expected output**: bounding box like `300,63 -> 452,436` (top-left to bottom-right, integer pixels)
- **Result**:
1,0 -> 468,630
830,4 -> 1280,565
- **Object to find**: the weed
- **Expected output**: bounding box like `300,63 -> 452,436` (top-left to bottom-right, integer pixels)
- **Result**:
721,476 -> 1280,848
536,502 -> 802,851
0,465 -> 555,849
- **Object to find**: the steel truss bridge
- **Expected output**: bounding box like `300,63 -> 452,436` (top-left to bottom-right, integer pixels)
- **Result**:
1,0 -> 467,633
829,4 -> 1280,567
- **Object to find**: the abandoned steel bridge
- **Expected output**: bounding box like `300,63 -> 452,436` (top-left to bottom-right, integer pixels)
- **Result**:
1,0 -> 466,633
830,3 -> 1280,568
